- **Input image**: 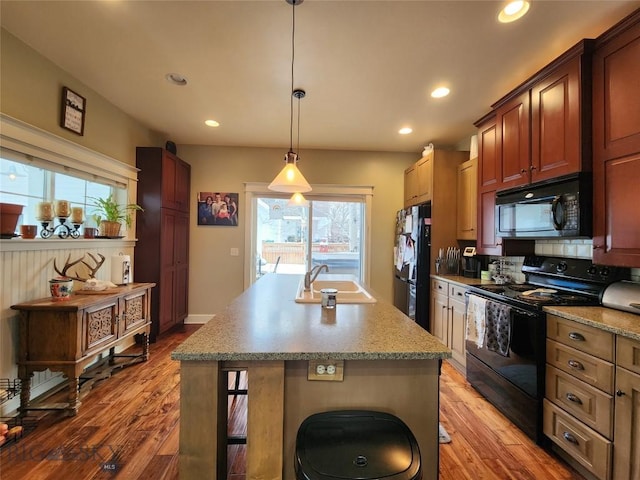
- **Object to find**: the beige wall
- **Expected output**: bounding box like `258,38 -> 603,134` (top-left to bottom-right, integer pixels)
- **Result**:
180,145 -> 416,317
1,28 -> 420,322
0,28 -> 163,166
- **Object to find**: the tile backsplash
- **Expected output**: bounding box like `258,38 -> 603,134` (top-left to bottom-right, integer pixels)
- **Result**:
490,239 -> 640,283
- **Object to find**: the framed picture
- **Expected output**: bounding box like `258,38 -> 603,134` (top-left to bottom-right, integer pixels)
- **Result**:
197,192 -> 238,226
60,86 -> 86,135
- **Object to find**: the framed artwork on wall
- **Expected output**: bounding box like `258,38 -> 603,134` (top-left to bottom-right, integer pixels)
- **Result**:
60,86 -> 86,135
197,192 -> 238,226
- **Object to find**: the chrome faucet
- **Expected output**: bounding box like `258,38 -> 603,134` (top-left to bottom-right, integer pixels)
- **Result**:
304,264 -> 329,291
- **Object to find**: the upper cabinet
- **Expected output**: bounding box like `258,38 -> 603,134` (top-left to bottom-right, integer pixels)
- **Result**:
456,157 -> 477,240
475,115 -> 534,256
495,40 -> 594,191
592,10 -> 640,267
404,151 -> 434,208
403,163 -> 418,208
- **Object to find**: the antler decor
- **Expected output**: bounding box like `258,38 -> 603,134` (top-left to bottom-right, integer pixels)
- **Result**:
53,253 -> 106,281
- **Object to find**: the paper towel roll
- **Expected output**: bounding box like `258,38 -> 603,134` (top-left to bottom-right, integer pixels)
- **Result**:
469,135 -> 478,160
111,253 -> 131,285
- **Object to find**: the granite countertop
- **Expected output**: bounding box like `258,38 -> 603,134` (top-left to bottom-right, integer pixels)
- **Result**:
172,274 -> 451,362
432,274 -> 640,341
544,306 -> 640,341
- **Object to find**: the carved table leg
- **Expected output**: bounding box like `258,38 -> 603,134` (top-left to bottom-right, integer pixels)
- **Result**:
108,346 -> 116,366
18,370 -> 33,416
142,332 -> 150,361
66,373 -> 81,416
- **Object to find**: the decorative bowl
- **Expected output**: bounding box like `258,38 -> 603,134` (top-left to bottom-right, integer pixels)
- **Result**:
49,277 -> 74,300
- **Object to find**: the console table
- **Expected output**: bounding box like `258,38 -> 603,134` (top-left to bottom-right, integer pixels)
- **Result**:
11,283 -> 155,416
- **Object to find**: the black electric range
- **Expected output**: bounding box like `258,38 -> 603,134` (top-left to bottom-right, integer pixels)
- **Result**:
465,256 -> 630,444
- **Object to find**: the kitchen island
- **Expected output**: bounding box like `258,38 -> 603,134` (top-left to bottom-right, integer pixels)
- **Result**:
172,273 -> 450,480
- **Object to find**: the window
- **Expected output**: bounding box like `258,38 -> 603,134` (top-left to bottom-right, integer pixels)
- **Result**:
0,154 -> 117,228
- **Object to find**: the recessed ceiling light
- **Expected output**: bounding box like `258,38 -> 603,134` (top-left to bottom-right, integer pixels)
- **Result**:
498,1 -> 530,23
205,120 -> 220,127
165,73 -> 188,86
431,87 -> 450,98
399,127 -> 413,135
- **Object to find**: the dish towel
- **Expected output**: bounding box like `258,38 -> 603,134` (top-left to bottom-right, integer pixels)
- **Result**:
465,294 -> 487,348
485,300 -> 512,357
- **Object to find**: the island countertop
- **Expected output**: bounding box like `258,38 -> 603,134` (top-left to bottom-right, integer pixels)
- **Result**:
171,273 -> 451,362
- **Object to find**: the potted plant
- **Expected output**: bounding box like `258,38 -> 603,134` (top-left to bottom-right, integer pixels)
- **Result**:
90,195 -> 143,237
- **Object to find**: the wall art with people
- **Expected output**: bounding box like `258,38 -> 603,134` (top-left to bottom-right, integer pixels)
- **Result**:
197,192 -> 238,226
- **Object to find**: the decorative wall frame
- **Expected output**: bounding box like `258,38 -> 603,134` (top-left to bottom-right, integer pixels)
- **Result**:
60,87 -> 86,135
197,192 -> 238,226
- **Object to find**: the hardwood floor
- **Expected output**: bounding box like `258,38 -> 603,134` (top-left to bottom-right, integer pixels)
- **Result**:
0,326 -> 584,480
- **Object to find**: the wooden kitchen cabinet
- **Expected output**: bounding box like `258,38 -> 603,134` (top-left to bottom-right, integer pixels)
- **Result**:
415,151 -> 433,204
613,336 -> 640,480
496,89 -> 531,190
544,314 -> 635,480
474,114 -> 534,256
11,283 -> 154,416
430,278 -> 466,373
136,147 -> 191,338
403,163 -> 418,208
494,40 -> 593,191
592,11 -> 640,268
456,157 -> 477,240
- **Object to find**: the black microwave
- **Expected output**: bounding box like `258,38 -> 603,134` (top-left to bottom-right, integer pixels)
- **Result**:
495,174 -> 592,239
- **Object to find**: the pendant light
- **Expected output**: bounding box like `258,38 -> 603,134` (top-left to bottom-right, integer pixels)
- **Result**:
268,0 -> 312,193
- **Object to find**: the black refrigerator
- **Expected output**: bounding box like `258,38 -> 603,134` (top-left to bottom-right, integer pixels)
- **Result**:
393,203 -> 431,330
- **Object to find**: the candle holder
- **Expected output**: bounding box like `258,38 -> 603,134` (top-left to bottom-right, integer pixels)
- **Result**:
39,216 -> 82,239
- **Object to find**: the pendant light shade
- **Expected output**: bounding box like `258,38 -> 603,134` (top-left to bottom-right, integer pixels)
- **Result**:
288,191 -> 309,206
268,0 -> 312,194
269,152 -> 311,193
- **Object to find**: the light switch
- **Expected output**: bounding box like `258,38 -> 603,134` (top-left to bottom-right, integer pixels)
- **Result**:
230,248 -> 239,256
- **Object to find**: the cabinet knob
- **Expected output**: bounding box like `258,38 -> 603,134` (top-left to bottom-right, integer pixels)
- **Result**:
593,244 -> 604,250
568,332 -> 585,342
616,389 -> 626,397
520,168 -> 527,174
530,165 -> 536,171
566,393 -> 582,404
567,359 -> 584,370
562,432 -> 579,446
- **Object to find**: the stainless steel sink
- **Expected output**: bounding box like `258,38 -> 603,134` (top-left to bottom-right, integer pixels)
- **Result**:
295,279 -> 376,304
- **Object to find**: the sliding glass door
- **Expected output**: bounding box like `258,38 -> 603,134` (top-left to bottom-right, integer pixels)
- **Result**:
254,197 -> 364,281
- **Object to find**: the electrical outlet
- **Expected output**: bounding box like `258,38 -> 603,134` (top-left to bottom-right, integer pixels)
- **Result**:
308,360 -> 344,381
230,248 -> 239,256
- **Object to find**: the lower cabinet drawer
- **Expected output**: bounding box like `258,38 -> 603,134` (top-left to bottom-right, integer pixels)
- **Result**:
547,339 -> 615,394
544,399 -> 612,480
546,365 -> 614,438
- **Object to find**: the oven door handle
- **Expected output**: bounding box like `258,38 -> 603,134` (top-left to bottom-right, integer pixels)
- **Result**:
465,291 -> 541,318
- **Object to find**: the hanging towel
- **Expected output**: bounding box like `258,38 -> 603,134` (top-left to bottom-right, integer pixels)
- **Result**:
465,294 -> 487,348
485,300 -> 512,357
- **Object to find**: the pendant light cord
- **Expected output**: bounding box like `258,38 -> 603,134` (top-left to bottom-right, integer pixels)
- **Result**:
289,0 -> 296,152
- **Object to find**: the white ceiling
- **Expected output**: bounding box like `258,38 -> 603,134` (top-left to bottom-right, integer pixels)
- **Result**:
1,1 -> 639,154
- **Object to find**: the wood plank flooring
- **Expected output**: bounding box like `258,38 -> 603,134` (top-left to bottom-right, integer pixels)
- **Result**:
0,325 -> 584,480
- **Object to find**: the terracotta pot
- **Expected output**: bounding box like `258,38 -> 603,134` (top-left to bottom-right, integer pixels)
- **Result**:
0,203 -> 24,235
99,221 -> 121,237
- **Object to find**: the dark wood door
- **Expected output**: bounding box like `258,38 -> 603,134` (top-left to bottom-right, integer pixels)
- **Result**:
159,209 -> 177,332
174,211 -> 190,323
496,90 -> 530,190
476,116 -> 502,255
593,14 -> 640,267
175,158 -> 191,213
531,56 -> 584,182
